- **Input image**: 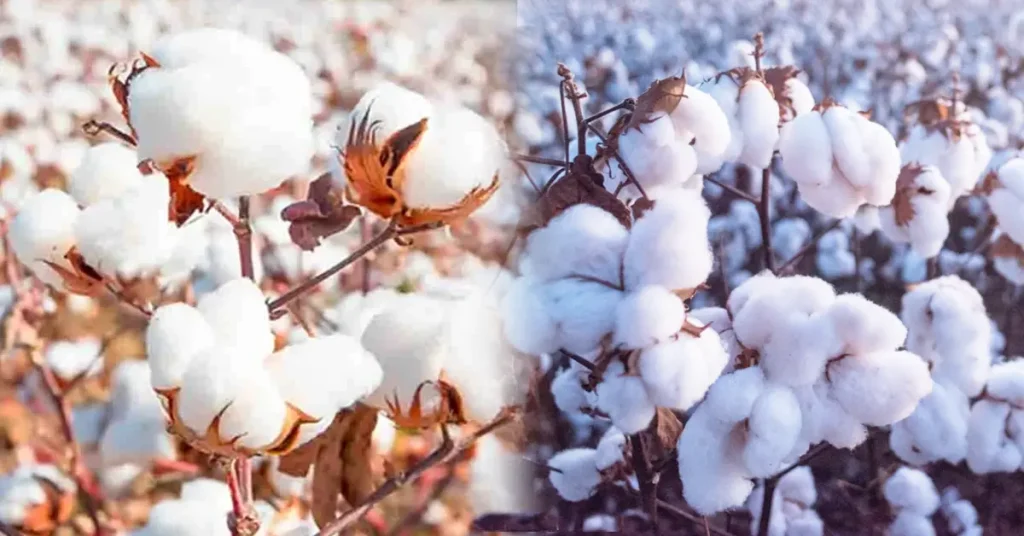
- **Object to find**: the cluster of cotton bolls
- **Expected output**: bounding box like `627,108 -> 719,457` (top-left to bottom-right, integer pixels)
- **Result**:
980,157 -> 1024,284
746,467 -> 823,536
884,467 -> 941,536
890,276 -> 992,465
677,271 -> 932,514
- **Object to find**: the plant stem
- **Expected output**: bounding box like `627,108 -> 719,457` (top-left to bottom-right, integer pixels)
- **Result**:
235,197 -> 254,281
82,120 -> 137,147
759,166 -> 775,272
515,154 -> 568,167
629,433 -> 659,528
756,477 -> 777,536
777,219 -> 843,274
706,175 -> 759,204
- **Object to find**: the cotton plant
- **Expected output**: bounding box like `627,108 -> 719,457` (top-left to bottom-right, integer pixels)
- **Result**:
145,277 -> 383,457
884,467 -> 940,536
965,359 -> 1024,474
0,464 -> 76,534
546,426 -> 632,503
777,99 -> 901,218
746,467 -> 824,536
677,272 -> 932,514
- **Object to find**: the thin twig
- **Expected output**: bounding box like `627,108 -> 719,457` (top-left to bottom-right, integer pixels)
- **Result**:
561,350 -> 596,371
82,120 -> 136,147
654,499 -> 734,536
777,219 -> 843,274
758,167 -> 775,273
515,154 -> 568,168
315,408 -> 519,536
385,462 -> 458,536
629,433 -> 658,528
706,175 -> 759,204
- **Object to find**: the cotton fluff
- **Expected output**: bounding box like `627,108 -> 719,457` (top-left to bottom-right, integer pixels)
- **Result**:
547,448 -> 602,502
778,103 -> 901,218
552,360 -> 599,415
8,188 -> 81,289
939,488 -> 982,536
66,143 -> 144,206
746,467 -> 823,536
595,361 -> 656,434
612,286 -> 686,349
75,175 -> 179,280
900,122 -> 992,204
983,157 -> 1024,245
879,165 -> 953,258
44,338 -> 101,381
128,28 -> 314,199
636,320 -> 729,410
826,350 -> 933,426
884,467 -> 939,536
623,189 -> 713,292
901,276 -> 992,397
0,465 -> 75,529
668,84 -> 732,174
890,381 -> 971,465
965,360 -> 1024,474
705,73 -> 780,169
615,115 -> 698,190
542,278 -> 624,355
521,204 -> 627,284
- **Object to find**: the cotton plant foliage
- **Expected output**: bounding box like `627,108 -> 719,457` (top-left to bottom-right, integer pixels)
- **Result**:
145,278 -> 383,456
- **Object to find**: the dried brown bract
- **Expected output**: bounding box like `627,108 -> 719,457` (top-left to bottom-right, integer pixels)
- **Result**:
281,173 -> 363,251
892,163 -> 929,226
527,155 -> 632,231
624,74 -> 687,131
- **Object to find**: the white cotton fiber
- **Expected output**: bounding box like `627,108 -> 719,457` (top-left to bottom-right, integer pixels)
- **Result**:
67,142 -> 144,206
638,323 -> 728,410
596,362 -> 656,434
9,188 -> 82,289
827,350 -> 932,426
623,189 -> 712,292
612,286 -> 686,349
523,204 -> 628,284
543,278 -> 623,355
548,448 -> 602,502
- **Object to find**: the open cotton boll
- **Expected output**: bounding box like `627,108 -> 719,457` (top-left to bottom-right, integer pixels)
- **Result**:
689,307 -> 741,362
623,189 -> 712,292
360,293 -> 448,411
900,124 -> 991,203
552,361 -> 598,414
737,79 -> 780,169
669,84 -> 732,174
879,165 -> 952,258
129,30 -> 314,199
966,398 -> 1023,473
547,448 -> 602,502
8,188 -> 81,289
827,350 -> 932,426
146,303 -> 215,391
940,488 -> 981,536
748,466 -> 821,536
638,324 -> 728,410
66,142 -> 144,206
44,338 -> 101,381
758,312 -> 842,387
616,116 -> 698,189
175,345 -> 254,436
595,427 -> 627,471
196,278 -> 274,362
704,366 -> 767,424
793,381 -> 867,450
0,464 -> 75,529
743,384 -> 802,477
522,204 -> 627,284
677,403 -> 754,514
500,276 -> 558,355
216,365 -> 289,451
856,119 -> 902,205
827,293 -> 908,355
884,467 -> 940,516
984,158 -> 1024,245
333,81 -> 433,154
595,361 -> 656,434
890,511 -> 937,536
612,286 -> 686,349
823,106 -> 875,189
75,175 -> 179,280
778,112 -> 834,187
890,381 -> 970,465
543,278 -> 623,355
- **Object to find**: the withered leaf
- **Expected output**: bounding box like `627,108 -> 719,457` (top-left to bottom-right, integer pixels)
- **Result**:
162,156 -> 205,226
903,98 -> 966,142
976,170 -> 1001,196
526,155 -> 632,231
282,172 -> 362,251
625,75 -> 687,132
990,234 -> 1024,263
308,404 -> 381,528
631,196 -> 655,220
647,408 -> 683,464
892,163 -> 927,227
42,247 -> 105,297
763,65 -> 801,118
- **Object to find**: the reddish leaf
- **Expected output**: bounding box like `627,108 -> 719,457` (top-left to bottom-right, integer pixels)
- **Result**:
308,404 -> 382,528
282,173 -> 362,251
162,156 -> 205,225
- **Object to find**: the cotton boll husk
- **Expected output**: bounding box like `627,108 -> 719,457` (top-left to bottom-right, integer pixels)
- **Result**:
360,294 -> 447,411
827,351 -> 932,426
737,80 -> 779,169
743,383 -> 802,477
669,85 -> 732,174
75,175 -> 179,279
884,467 -> 940,516
623,189 -> 712,292
8,188 -> 81,289
778,111 -> 834,187
890,381 -> 970,465
334,82 -> 433,154
966,398 -> 1023,473
638,323 -> 728,410
66,143 -> 144,206
595,361 -> 656,434
543,278 -> 623,355
612,286 -> 686,350
400,105 -> 505,210
677,404 -> 754,514
500,276 -> 558,355
217,365 -> 289,451
145,303 -> 215,391
889,512 -> 937,536
547,448 -> 602,502
522,204 -> 627,284
704,366 -> 766,424
196,278 -> 274,362
552,362 -> 598,414
827,293 -> 907,355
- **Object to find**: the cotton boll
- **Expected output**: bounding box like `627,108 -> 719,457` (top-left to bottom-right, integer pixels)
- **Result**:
66,143 -> 144,206
889,511 -> 937,536
986,158 -> 1024,244
146,303 -> 215,391
217,366 -> 289,451
797,178 -> 864,218
890,381 -> 970,465
705,77 -> 745,165
552,362 -> 598,414
823,106 -> 873,189
743,384 -> 802,477
500,276 -> 558,355
523,204 -> 627,284
676,404 -> 754,514
175,345 -> 252,436
884,467 -> 940,516
196,278 -> 274,361
879,166 -> 952,258
595,427 -> 627,471
616,118 -> 698,189
669,85 -> 732,174
469,435 -> 538,514
827,293 -> 907,355
612,286 -> 686,349
759,313 -> 842,387
857,119 -> 902,205
638,324 -> 728,410
596,361 -> 655,434
966,398 -> 1023,473
360,294 -> 447,412
543,278 -> 623,355
547,448 -> 602,502
8,188 -> 81,289
623,189 -> 712,292
778,112 -> 833,187
75,175 -> 178,279
334,82 -> 433,153
704,366 -> 766,424
793,381 -> 867,449
689,307 -> 741,361
828,351 -> 932,426
44,338 -> 102,382
737,80 -> 780,169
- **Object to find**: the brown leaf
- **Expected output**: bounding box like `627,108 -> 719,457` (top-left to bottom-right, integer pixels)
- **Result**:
631,196 -> 655,220
309,404 -> 381,528
625,75 -> 687,132
763,65 -> 801,118
527,155 -> 631,231
648,408 -> 683,463
282,173 -> 363,251
161,156 -> 205,226
892,163 -> 927,227
976,170 -> 1001,196
903,98 -> 966,142
41,247 -> 105,297
991,234 -> 1024,263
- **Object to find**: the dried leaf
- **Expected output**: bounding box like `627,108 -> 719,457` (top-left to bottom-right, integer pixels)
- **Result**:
282,173 -> 362,251
625,75 -> 687,131
631,196 -> 655,220
763,65 -> 801,118
648,408 -> 683,463
41,247 -> 105,297
386,379 -> 467,431
903,98 -> 966,142
527,155 -> 631,231
892,163 -> 927,227
161,156 -> 205,225
309,404 -> 382,528
991,234 -> 1024,263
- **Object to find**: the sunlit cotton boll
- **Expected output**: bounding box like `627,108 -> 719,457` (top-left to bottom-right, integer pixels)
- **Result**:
879,165 -> 952,259
615,115 -> 698,190
668,84 -> 732,174
8,189 -> 82,289
623,189 -> 712,292
128,28 -> 314,199
66,142 -> 144,206
595,361 -> 656,434
521,204 -> 628,284
636,321 -> 729,410
984,158 -> 1024,245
